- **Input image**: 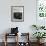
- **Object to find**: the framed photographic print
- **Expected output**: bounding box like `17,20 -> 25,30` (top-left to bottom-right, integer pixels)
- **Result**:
36,0 -> 46,26
11,6 -> 24,22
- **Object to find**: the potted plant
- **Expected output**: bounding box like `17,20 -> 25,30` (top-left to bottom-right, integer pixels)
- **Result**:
33,32 -> 46,43
32,24 -> 45,30
32,25 -> 39,30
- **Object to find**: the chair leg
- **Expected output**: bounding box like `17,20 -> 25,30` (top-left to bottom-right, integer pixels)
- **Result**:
4,33 -> 7,46
4,41 -> 7,46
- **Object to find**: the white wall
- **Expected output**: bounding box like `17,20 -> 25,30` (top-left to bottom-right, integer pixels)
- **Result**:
0,0 -> 36,42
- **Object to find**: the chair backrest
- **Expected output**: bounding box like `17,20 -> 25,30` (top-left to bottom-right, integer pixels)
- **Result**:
18,33 -> 29,42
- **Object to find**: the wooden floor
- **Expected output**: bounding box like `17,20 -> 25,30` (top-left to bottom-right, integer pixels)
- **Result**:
0,42 -> 46,46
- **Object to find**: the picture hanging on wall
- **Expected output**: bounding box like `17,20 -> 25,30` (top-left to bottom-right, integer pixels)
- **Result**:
37,0 -> 46,19
11,6 -> 24,22
36,0 -> 46,26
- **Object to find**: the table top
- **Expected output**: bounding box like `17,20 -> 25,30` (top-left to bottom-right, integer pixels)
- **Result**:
5,33 -> 17,36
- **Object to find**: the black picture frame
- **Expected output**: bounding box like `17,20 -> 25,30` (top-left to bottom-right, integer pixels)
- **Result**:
11,6 -> 24,22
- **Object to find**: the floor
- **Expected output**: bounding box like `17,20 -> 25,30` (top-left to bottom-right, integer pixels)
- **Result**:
0,42 -> 46,46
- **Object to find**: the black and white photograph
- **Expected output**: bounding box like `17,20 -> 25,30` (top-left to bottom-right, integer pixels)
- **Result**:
11,6 -> 24,22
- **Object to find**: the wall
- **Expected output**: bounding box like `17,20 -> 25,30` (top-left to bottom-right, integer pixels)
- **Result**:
0,0 -> 36,42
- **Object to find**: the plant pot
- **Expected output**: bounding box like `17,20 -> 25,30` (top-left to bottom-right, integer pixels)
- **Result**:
37,39 -> 40,43
37,39 -> 45,44
40,38 -> 45,43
